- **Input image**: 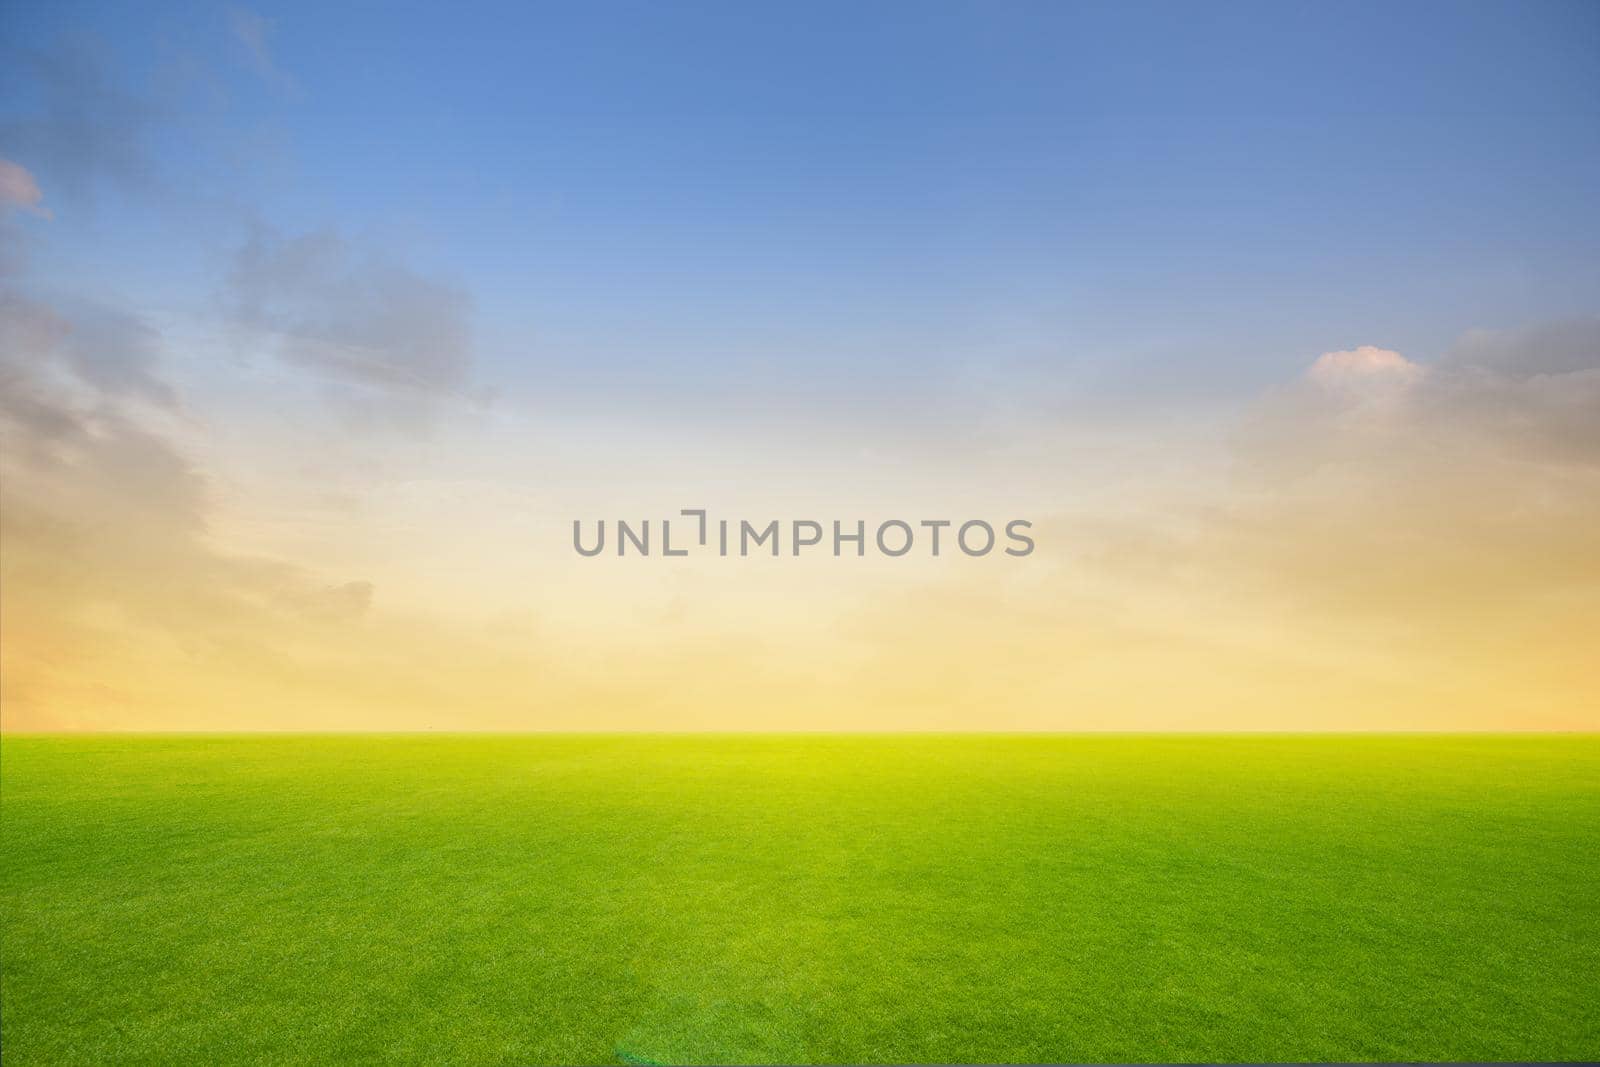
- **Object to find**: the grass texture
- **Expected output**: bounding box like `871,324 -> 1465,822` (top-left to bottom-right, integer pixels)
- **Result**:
2,734 -> 1597,1064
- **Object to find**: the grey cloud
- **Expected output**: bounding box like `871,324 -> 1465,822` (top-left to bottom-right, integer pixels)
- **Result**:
0,383 -> 208,535
225,225 -> 475,413
1,221 -> 381,719
2,288 -> 203,532
0,39 -> 158,206
1424,318 -> 1600,467
1210,317 -> 1600,624
1,309 -> 385,718
4,36 -> 476,428
59,303 -> 175,406
1241,317 -> 1600,476
0,291 -> 177,408
1445,317 -> 1600,378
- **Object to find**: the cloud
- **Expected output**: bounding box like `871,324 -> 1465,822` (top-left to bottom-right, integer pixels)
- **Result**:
1246,322 -> 1600,474
0,159 -> 49,217
0,24 -> 528,730
224,225 -> 476,422
1306,344 -> 1424,393
0,292 -> 179,409
228,7 -> 298,93
965,319 -> 1600,729
1255,322 -> 1600,509
0,40 -> 157,206
1446,318 -> 1600,378
0,173 -> 400,728
1226,324 -> 1598,710
1424,318 -> 1600,467
5,36 -> 474,430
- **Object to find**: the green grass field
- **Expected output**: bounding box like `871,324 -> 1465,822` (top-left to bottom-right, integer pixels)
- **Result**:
2,735 -> 1596,1064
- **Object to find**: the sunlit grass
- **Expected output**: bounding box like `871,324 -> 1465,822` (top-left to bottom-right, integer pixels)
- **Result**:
3,734 -> 1596,1064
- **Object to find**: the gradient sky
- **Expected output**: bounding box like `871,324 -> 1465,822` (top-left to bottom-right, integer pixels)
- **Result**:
2,1 -> 1598,730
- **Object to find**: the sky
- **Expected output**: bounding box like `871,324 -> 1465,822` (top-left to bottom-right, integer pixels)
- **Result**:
1,1 -> 1597,730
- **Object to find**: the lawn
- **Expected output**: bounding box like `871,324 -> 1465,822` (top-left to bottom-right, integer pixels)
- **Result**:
2,734 -> 1596,1064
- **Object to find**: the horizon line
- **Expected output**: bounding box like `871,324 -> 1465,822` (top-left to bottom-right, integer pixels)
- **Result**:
4,729 -> 1596,738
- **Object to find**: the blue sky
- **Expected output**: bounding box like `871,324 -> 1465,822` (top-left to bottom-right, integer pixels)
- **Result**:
5,0 -> 1597,416
4,2 -> 1600,730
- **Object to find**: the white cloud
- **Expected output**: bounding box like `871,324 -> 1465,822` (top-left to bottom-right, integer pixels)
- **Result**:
1306,345 -> 1424,393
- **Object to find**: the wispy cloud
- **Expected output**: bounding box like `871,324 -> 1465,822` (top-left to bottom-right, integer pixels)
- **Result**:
228,6 -> 299,94
224,225 -> 476,426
